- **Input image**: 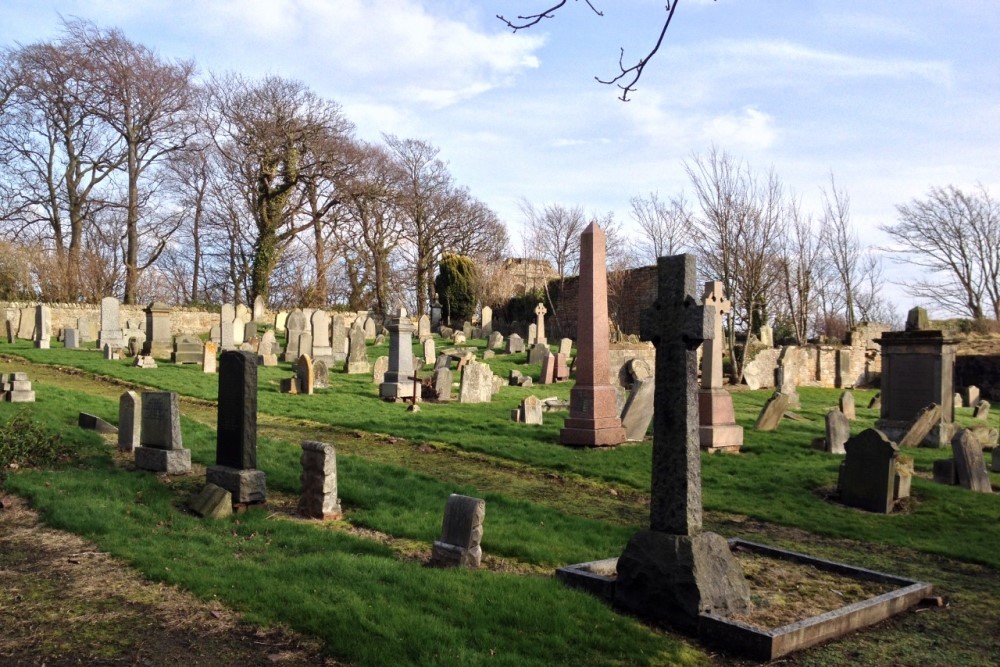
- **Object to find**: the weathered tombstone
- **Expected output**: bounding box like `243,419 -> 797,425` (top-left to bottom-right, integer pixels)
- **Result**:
275,311 -> 288,334
532,303 -> 547,345
362,313 -> 377,341
527,323 -> 537,345
134,392 -> 191,474
506,333 -> 525,355
330,314 -> 348,362
897,403 -> 942,448
118,391 -> 141,453
297,332 -> 313,362
77,314 -> 98,344
558,337 -> 572,357
838,429 -> 899,513
539,349 -> 556,384
823,409 -> 851,455
553,352 -> 570,381
299,441 -> 342,519
379,306 -> 416,401
951,429 -> 993,493
209,325 -> 221,344
697,281 -> 743,453
973,400 -> 991,421
429,494 -> 486,568
754,391 -> 789,432
776,348 -> 801,409
134,355 -> 158,369
98,297 -> 123,349
416,313 -> 432,343
283,309 -> 307,362
311,310 -> 333,358
5,371 -> 35,402
5,319 -> 14,344
430,300 -> 443,329
954,392 -> 964,408
34,305 -> 51,349
235,303 -> 251,323
206,350 -> 266,505
875,324 -> 957,447
295,354 -> 315,395
189,484 -> 233,519
78,412 -> 118,433
431,367 -> 453,402
258,329 -> 278,356
372,356 -> 389,385
513,395 -> 544,425
452,331 -> 466,345
103,343 -> 120,360
459,360 -> 493,403
422,337 -> 436,366
621,377 -> 655,442
905,306 -> 929,331
64,328 -> 79,349
345,322 -> 370,374
220,319 -> 235,350
143,303 -> 172,358
480,306 -> 493,335
253,295 -> 266,323
615,254 -> 750,629
231,316 -> 248,346
839,390 -> 856,420
963,385 -> 981,409
488,331 -> 504,350
313,360 -> 329,389
758,323 -> 774,347
172,335 -> 203,364
220,303 -> 235,331
203,341 -> 218,373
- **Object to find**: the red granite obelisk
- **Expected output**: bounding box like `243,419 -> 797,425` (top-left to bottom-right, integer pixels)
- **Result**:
559,222 -> 627,447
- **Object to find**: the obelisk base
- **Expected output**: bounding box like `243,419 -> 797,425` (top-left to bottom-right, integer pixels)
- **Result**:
560,384 -> 626,447
698,389 -> 744,453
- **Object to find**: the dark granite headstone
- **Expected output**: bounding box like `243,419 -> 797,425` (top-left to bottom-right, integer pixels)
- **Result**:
951,429 -> 993,493
208,350 -> 265,504
838,428 -> 898,513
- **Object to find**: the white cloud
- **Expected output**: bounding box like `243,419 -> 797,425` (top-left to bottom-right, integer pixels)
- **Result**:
702,107 -> 777,151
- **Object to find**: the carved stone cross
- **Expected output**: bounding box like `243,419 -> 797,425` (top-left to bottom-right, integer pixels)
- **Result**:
534,302 -> 548,345
701,281 -> 730,390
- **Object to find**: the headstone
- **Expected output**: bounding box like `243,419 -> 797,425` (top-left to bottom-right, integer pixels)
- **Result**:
372,356 -> 389,385
295,354 -> 315,395
823,409 -> 850,455
299,441 -> 342,519
533,303 -> 547,345
615,254 -> 750,629
231,316 -> 248,346
103,343 -> 120,360
506,333 -> 525,355
898,403 -> 942,448
209,325 -> 221,344
776,348 -> 801,409
539,350 -> 556,384
189,483 -> 233,519
203,341 -> 218,373
297,332 -> 313,362
431,367 -> 452,402
429,494 -> 486,568
313,360 -> 329,389
621,377 -> 655,442
275,311 -> 288,333
16,307 -> 33,340
513,395 -> 544,425
78,412 -> 118,433
626,358 -> 652,383
423,337 -> 436,366
430,301 -> 442,329
220,303 -> 235,330
220,319 -> 235,350
345,322 -> 370,374
280,377 -> 298,394
206,350 -> 266,504
5,319 -> 13,344
253,295 -> 266,322
362,313 -> 377,341
311,310 -> 333,358
488,331 -> 504,350
973,400 -> 991,421
963,385 -> 980,409
840,390 -> 856,420
34,305 -> 51,349
142,303 -> 172,358
172,335 -> 203,364
235,303 -> 251,323
754,392 -> 789,431
951,429 -> 993,493
558,338 -> 572,357
77,314 -> 98,344
527,323 -> 537,346
417,314 -> 431,342
954,392 -> 964,408
98,297 -> 123,349
459,360 -> 493,403
134,392 -> 191,474
283,309 -> 307,362
480,306 -> 493,335
452,331 -> 466,345
134,355 -> 158,368
758,323 -> 774,347
118,391 -> 141,453
838,429 -> 899,513
330,314 -> 348,362
64,328 -> 79,349
836,349 -> 852,389
258,330 -> 277,357
697,281 -> 743,453
379,306 -> 416,401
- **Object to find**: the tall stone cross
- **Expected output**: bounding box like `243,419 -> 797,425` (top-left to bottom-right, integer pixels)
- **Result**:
701,281 -> 730,390
534,303 -> 547,345
639,254 -> 715,536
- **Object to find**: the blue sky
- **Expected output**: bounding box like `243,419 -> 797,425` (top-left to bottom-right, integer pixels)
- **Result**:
2,1 -> 998,313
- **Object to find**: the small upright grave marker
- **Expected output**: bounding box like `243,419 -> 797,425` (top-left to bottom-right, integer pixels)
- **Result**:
430,494 -> 486,568
134,392 -> 191,474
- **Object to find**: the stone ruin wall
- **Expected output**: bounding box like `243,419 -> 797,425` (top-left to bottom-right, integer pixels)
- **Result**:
547,265 -> 659,341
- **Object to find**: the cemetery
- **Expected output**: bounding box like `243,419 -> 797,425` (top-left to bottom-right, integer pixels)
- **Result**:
0,249 -> 996,666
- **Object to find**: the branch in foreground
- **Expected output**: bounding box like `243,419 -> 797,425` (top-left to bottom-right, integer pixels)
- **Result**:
496,1 -> 602,32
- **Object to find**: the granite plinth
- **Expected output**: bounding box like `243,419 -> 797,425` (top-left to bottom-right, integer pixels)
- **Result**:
134,446 -> 191,475
206,465 -> 267,504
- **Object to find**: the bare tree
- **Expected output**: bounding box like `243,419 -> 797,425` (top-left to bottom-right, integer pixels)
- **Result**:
629,191 -> 690,264
520,199 -> 586,279
776,195 -> 824,343
882,184 -> 1000,320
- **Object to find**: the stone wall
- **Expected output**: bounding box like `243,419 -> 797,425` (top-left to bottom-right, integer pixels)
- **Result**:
548,265 -> 659,340
1,301 -> 233,337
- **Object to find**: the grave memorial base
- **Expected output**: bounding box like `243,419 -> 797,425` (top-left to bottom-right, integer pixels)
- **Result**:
134,446 -> 191,475
206,465 -> 267,505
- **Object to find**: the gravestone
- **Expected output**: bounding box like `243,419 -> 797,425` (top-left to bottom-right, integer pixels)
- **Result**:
275,311 -> 288,334
64,328 -> 79,349
313,360 -> 329,389
423,337 -> 436,366
875,323 -> 957,447
951,429 -> 993,493
621,377 -> 655,442
554,352 -> 570,381
16,307 -> 33,340
488,331 -> 504,350
459,360 -> 493,403
905,306 -> 929,331
235,303 -> 251,323
231,316 -> 248,346
963,385 -> 980,409
615,254 -> 750,629
361,313 -> 377,341
480,306 -> 493,335
697,281 -> 743,453
512,395 -> 543,425
527,323 -> 537,345
417,314 -> 431,342
558,338 -> 572,357
172,335 -> 203,364
429,494 -> 486,568
206,350 -> 266,505
209,325 -> 221,344
430,300 -> 442,329
143,303 -> 173,358
839,390 -> 856,421
539,349 -> 556,384
506,333 -> 525,354
533,303 -> 547,345
283,309 -> 307,362
754,392 -> 789,431
898,403 -> 942,448
973,400 -> 991,420
758,323 -> 774,347
838,429 -> 899,513
297,333 -> 313,362
379,306 -> 416,401
823,409 -> 850,455
134,392 -> 191,474
203,341 -> 218,373
258,329 -> 278,361
559,223 -> 626,447
452,331 -> 466,345
220,319 -> 235,350
311,310 -> 333,358
345,323 -> 370,374
295,355 -> 315,395
5,319 -> 14,344
118,391 -> 141,453
134,355 -> 157,369
77,315 -> 98,344
431,367 -> 453,401
3,371 -> 35,402
462,321 -> 473,340
776,347 -> 801,409
34,305 -> 51,349
79,413 -> 118,433
103,343 -> 120,360
954,392 -> 963,408
98,297 -> 123,349
299,441 -> 342,519
253,295 -> 266,323
280,377 -> 298,394
330,314 -> 348,362
372,356 -> 389,385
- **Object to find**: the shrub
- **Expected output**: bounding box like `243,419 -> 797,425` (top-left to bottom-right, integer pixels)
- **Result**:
0,409 -> 70,480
